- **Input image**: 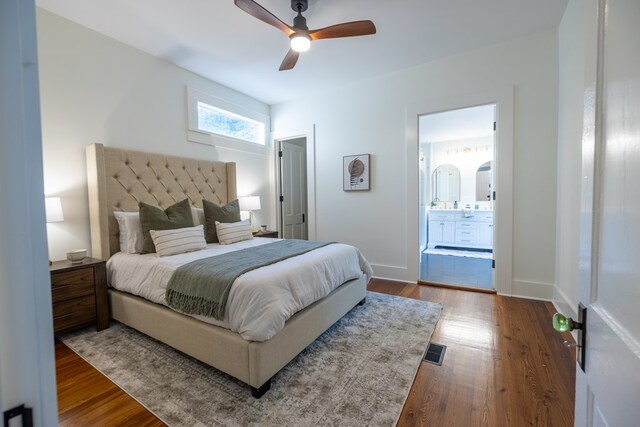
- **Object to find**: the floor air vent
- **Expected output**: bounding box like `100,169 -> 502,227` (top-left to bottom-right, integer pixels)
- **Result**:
424,343 -> 446,366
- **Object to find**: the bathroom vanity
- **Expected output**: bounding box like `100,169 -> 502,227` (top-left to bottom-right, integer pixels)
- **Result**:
427,209 -> 493,250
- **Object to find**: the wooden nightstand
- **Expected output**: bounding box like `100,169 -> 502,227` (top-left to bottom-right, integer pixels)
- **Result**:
253,230 -> 279,238
50,257 -> 109,334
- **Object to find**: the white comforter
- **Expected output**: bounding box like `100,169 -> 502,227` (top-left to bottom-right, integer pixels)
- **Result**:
107,238 -> 372,342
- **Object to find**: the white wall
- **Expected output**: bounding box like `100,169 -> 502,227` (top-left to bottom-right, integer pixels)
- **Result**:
272,30 -> 559,298
555,0 -> 587,318
37,9 -> 275,261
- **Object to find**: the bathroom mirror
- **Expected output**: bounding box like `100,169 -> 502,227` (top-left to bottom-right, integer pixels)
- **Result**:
432,164 -> 461,202
476,161 -> 492,201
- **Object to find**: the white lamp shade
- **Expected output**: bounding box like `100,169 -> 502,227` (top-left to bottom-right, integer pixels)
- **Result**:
45,197 -> 64,223
239,196 -> 261,211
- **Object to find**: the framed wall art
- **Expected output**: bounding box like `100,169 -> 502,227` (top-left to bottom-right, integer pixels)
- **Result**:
343,154 -> 370,191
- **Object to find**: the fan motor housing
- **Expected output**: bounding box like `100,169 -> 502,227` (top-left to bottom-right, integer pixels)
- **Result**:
291,0 -> 308,13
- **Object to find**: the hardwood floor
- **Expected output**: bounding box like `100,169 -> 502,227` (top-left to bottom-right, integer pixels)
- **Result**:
55,279 -> 575,426
56,342 -> 164,426
370,279 -> 576,426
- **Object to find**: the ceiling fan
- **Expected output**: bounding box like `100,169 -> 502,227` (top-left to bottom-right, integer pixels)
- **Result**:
234,0 -> 376,71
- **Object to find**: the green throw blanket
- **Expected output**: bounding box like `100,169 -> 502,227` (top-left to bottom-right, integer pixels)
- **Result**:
165,239 -> 334,320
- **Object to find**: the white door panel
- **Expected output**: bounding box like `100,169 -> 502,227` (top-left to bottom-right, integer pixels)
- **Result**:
1,0 -> 58,422
575,0 -> 640,425
280,140 -> 308,240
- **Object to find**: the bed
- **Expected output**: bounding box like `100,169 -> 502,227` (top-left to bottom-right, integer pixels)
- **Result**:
85,143 -> 369,397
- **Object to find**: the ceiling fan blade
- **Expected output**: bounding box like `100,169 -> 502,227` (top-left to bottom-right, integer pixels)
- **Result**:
309,20 -> 376,40
279,49 -> 300,71
234,0 -> 294,36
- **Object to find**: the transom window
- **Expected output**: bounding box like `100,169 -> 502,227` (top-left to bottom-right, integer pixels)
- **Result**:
196,101 -> 265,145
186,87 -> 270,155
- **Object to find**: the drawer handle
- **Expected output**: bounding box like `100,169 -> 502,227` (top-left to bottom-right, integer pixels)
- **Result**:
460,239 -> 472,242
52,284 -> 74,291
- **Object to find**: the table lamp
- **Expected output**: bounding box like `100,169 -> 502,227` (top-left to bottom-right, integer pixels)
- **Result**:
239,196 -> 261,231
45,197 -> 64,265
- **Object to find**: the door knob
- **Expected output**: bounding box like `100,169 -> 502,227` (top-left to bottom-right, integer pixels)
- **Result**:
552,312 -> 583,332
552,304 -> 587,372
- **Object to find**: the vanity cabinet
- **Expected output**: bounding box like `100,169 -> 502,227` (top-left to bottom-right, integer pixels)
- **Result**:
428,220 -> 455,245
478,222 -> 494,247
427,209 -> 493,250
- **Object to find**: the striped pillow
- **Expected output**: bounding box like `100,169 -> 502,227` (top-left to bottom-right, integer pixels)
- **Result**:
149,225 -> 207,257
215,220 -> 253,245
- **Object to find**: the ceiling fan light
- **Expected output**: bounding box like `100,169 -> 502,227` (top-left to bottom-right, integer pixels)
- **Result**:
290,34 -> 311,52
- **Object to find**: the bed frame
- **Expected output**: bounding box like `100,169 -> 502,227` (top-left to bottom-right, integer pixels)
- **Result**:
85,143 -> 367,397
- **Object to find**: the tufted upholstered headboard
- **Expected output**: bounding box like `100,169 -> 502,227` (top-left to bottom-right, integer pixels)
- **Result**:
86,143 -> 237,260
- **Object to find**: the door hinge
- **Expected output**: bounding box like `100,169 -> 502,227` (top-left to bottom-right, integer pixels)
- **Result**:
279,196 -> 284,202
302,213 -> 305,223
493,121 -> 496,131
492,259 -> 495,269
278,151 -> 283,158
4,404 -> 33,427
492,191 -> 496,201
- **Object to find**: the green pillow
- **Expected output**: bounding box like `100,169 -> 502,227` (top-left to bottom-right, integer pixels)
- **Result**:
139,199 -> 194,253
203,199 -> 240,243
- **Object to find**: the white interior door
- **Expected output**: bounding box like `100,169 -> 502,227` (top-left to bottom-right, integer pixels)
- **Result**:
1,0 -> 58,423
575,0 -> 640,425
279,140 -> 308,239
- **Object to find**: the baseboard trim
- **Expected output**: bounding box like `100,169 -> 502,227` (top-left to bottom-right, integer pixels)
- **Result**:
552,286 -> 578,319
501,279 -> 554,300
370,263 -> 408,281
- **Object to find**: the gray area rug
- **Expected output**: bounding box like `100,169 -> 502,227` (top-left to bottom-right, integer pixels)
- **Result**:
61,292 -> 442,427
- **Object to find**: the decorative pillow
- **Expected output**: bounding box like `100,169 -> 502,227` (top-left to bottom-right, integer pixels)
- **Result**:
113,211 -> 144,254
215,220 -> 253,245
203,199 -> 241,243
150,225 -> 207,257
139,199 -> 194,253
191,207 -> 205,226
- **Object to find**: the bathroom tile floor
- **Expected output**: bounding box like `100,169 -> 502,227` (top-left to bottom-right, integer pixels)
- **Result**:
419,251 -> 494,290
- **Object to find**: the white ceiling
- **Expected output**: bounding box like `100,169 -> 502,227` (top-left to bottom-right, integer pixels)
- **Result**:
420,104 -> 495,143
36,0 -> 568,105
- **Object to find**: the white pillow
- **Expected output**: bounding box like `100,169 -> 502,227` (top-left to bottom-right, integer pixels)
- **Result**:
215,220 -> 253,245
114,211 -> 144,254
191,207 -> 205,226
150,225 -> 207,257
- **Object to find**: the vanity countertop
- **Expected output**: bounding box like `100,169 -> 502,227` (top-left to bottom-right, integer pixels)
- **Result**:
428,208 -> 493,212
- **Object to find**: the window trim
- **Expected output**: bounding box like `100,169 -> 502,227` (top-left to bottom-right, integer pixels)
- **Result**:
186,87 -> 270,155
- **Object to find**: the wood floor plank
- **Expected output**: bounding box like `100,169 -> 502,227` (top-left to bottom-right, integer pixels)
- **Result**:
55,279 -> 575,426
55,341 -> 166,426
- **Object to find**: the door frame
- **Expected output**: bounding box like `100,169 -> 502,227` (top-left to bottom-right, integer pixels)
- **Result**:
277,138 -> 309,239
406,87 -> 515,295
272,125 -> 316,240
418,103 -> 497,290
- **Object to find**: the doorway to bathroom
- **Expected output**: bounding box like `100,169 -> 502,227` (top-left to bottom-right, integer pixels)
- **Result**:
418,104 -> 496,291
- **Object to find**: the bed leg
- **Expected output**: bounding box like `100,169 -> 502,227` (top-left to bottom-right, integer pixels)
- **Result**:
358,297 -> 366,306
251,379 -> 271,399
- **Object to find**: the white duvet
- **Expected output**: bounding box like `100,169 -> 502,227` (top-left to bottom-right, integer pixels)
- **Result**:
107,238 -> 373,342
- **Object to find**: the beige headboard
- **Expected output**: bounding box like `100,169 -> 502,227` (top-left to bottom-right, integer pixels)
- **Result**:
86,143 -> 237,260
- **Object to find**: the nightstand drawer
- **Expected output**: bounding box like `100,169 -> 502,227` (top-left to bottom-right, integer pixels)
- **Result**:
253,230 -> 278,238
52,295 -> 96,333
51,267 -> 95,303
